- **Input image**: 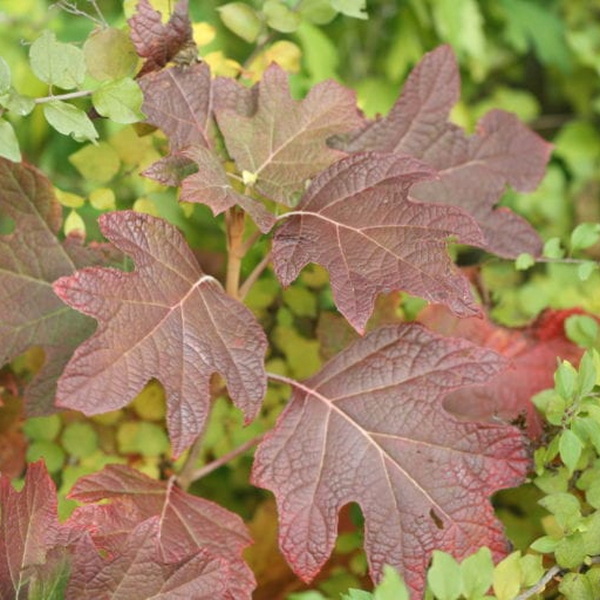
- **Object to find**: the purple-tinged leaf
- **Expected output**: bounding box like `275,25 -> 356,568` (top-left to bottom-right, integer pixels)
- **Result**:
128,0 -> 194,77
333,45 -> 552,257
53,211 -> 267,456
0,461 -> 62,596
139,62 -> 214,151
252,324 -> 530,598
273,152 -> 483,333
68,464 -> 255,598
216,64 -> 365,205
180,146 -> 276,233
0,158 -> 116,415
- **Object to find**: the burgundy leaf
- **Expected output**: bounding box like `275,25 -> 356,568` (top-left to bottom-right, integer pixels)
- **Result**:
68,518 -> 233,599
333,45 -> 552,257
215,64 -> 365,205
0,461 -> 62,596
252,324 -> 530,597
273,152 -> 484,333
128,0 -> 194,77
68,464 -> 255,597
142,153 -> 198,187
139,62 -> 214,152
180,146 -> 276,233
53,211 -> 267,456
0,158 -> 114,415
418,305 -> 588,438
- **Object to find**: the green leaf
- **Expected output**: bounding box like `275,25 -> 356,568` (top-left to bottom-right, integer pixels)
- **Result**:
26,440 -> 66,473
22,414 -> 62,441
331,0 -> 368,19
519,554 -> 544,587
0,119 -> 21,162
559,429 -> 584,474
218,2 -> 262,43
559,572 -> 598,600
529,535 -> 559,553
555,360 -> 578,400
0,89 -> 35,116
577,260 -> 597,282
374,565 -> 409,600
492,552 -> 522,600
61,421 -> 99,458
69,141 -> 121,183
578,351 -> 597,395
538,492 -> 581,532
83,27 -> 138,81
29,30 -> 86,90
460,547 -> 494,599
565,315 -> 599,350
341,591 -> 372,600
0,57 -> 10,95
515,252 -> 535,270
543,237 -> 565,259
43,100 -> 98,143
263,0 -> 302,33
555,532 -> 587,568
92,78 -> 144,124
570,222 -> 600,253
427,551 -> 461,600
117,421 -> 169,456
298,0 -> 337,25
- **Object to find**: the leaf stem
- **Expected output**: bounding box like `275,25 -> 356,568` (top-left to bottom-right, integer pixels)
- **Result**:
187,433 -> 265,484
34,90 -> 93,104
225,206 -> 246,299
239,250 -> 272,301
176,432 -> 205,491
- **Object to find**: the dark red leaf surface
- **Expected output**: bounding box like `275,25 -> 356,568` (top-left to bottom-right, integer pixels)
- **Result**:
418,305 -> 587,437
0,461 -> 62,597
0,158 -> 115,415
252,324 -> 530,597
273,153 -> 484,333
128,0 -> 193,77
68,465 -> 255,598
215,64 -> 364,205
333,45 -> 552,258
53,211 -> 267,456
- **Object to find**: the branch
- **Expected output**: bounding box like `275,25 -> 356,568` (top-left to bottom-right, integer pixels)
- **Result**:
225,206 -> 246,299
513,564 -> 563,600
239,250 -> 272,301
187,433 -> 265,484
176,432 -> 206,491
34,90 -> 93,104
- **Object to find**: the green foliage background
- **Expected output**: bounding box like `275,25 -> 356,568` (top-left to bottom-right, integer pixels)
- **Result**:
1,0 -> 600,598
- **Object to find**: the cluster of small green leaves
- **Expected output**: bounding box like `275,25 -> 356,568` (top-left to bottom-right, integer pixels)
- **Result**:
218,0 -> 366,43
0,9 -> 143,161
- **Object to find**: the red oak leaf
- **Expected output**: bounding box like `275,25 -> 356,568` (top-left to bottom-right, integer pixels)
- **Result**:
252,324 -> 530,597
0,461 -> 63,597
215,64 -> 365,205
418,305 -> 588,438
128,0 -> 194,77
333,45 -> 552,258
67,465 -> 255,598
53,211 -> 267,456
0,158 -> 116,415
272,152 -> 484,333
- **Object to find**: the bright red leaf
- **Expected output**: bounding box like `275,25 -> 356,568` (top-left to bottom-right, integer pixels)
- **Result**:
0,158 -> 115,415
273,152 -> 484,333
418,305 -> 587,437
252,324 -> 530,597
128,0 -> 194,77
333,45 -> 552,258
53,211 -> 267,456
215,64 -> 364,205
